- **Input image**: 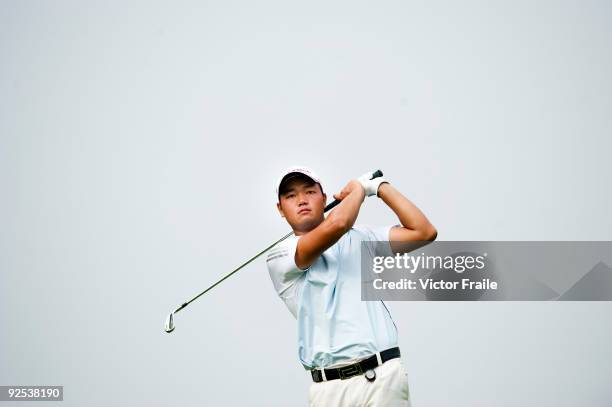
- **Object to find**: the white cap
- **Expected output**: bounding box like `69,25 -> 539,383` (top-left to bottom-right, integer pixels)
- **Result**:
275,165 -> 324,200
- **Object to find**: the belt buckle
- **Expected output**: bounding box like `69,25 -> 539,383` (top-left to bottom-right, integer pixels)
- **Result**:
338,363 -> 363,380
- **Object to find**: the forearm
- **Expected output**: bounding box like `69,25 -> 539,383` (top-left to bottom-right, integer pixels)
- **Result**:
294,182 -> 365,268
378,183 -> 436,235
327,184 -> 365,230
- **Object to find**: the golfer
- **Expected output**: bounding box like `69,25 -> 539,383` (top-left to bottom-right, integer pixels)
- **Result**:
267,166 -> 437,406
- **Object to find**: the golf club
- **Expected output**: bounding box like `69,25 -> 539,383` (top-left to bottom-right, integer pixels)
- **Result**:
164,169 -> 384,333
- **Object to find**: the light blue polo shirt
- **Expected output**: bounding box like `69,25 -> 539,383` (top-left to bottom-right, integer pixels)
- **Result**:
266,224 -> 400,370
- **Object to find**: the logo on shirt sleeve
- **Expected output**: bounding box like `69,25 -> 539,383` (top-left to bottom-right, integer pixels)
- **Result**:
267,247 -> 290,262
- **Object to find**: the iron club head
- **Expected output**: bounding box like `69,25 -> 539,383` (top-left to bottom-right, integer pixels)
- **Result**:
164,312 -> 175,333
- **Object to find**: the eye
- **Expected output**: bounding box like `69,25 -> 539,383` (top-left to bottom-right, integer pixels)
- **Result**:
286,193 -> 296,199
307,190 -> 315,194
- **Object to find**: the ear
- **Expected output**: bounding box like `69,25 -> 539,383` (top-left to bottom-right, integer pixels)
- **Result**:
276,202 -> 285,218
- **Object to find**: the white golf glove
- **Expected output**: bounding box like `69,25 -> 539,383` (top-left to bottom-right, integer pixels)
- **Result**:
357,170 -> 389,197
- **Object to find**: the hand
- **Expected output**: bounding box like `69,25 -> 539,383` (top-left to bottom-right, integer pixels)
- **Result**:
357,170 -> 389,197
333,180 -> 365,202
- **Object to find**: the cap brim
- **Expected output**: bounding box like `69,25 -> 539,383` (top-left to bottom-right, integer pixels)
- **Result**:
278,172 -> 318,196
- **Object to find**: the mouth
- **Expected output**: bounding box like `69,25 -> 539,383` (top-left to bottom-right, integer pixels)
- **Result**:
298,208 -> 311,215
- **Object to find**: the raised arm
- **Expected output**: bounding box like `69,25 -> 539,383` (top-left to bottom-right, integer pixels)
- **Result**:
295,180 -> 365,269
377,182 -> 437,253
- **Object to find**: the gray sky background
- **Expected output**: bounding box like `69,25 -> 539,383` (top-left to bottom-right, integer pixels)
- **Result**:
1,1 -> 611,406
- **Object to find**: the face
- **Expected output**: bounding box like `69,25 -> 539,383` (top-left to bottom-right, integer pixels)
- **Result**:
277,177 -> 326,235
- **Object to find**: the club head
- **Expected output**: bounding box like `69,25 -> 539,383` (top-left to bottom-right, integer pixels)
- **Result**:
164,312 -> 175,333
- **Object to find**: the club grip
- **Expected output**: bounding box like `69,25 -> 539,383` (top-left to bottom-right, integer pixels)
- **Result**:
324,169 -> 384,212
324,199 -> 341,212
371,169 -> 383,179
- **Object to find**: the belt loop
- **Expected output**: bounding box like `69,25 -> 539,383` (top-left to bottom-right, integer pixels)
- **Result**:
321,368 -> 327,382
376,351 -> 383,366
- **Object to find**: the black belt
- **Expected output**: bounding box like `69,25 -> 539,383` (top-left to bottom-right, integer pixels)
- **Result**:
310,347 -> 401,383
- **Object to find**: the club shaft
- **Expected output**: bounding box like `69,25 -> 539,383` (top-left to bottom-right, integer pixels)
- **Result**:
173,230 -> 294,313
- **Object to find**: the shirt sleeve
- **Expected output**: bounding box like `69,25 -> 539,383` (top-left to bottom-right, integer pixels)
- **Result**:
352,224 -> 401,257
266,235 -> 309,318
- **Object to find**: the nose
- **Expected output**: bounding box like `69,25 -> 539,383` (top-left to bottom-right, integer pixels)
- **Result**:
297,192 -> 308,205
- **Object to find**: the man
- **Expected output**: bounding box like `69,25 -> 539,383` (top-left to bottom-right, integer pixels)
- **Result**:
266,166 -> 437,406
